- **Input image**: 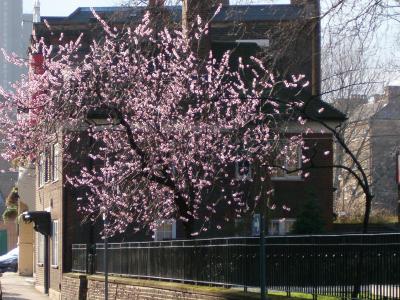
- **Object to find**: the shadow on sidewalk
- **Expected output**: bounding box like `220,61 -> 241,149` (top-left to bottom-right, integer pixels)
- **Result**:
0,272 -> 48,300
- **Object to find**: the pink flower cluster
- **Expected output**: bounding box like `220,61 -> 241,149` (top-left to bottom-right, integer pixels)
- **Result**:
0,12 -> 308,237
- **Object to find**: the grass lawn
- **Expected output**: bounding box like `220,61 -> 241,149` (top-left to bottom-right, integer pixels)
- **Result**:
268,290 -> 340,300
81,273 -> 342,300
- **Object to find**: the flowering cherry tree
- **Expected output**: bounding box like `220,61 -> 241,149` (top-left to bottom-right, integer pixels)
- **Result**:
0,11 -> 308,237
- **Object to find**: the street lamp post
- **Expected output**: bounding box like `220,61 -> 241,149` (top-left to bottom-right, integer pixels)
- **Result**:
85,108 -> 121,300
260,175 -> 275,300
103,213 -> 109,300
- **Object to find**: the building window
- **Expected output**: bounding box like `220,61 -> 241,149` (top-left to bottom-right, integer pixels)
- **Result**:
45,148 -> 51,183
154,219 -> 176,241
38,152 -> 45,187
251,214 -> 260,236
235,160 -> 252,181
52,143 -> 60,181
273,143 -> 302,179
39,144 -> 61,186
269,218 -> 296,235
51,220 -> 59,266
37,233 -> 45,264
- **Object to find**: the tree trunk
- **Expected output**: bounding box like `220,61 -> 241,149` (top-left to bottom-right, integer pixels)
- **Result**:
182,215 -> 195,239
352,193 -> 373,298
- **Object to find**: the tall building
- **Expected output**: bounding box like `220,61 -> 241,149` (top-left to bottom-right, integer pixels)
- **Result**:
0,0 -> 23,88
0,0 -> 25,209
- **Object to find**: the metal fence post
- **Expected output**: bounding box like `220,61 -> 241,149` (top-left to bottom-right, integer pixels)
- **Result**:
244,239 -> 248,293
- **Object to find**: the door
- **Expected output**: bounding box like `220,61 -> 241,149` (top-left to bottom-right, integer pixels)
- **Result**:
0,230 -> 8,255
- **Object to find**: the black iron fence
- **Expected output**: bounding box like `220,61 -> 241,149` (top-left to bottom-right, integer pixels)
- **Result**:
71,244 -> 87,273
71,233 -> 400,299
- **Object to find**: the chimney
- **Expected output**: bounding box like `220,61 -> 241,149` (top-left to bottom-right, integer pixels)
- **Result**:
31,53 -> 44,75
350,94 -> 368,105
33,0 -> 40,23
385,86 -> 400,105
182,0 -> 229,32
290,0 -> 321,97
182,1 -> 228,57
372,94 -> 384,103
290,0 -> 316,6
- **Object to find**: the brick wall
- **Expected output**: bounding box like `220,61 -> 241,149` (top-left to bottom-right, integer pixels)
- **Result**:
35,160 -> 64,293
61,274 -> 252,300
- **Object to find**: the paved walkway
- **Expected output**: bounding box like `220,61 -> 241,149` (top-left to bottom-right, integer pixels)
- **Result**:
0,272 -> 48,300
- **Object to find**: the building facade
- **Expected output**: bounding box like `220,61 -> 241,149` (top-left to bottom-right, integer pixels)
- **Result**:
27,1 -> 345,298
333,86 -> 400,222
17,165 -> 36,276
370,86 -> 400,218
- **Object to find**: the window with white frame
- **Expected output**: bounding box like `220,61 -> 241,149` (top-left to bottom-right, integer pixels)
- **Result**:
39,144 -> 61,186
235,160 -> 252,181
273,141 -> 302,179
38,152 -> 45,187
37,232 -> 45,264
269,219 -> 280,235
251,214 -> 260,236
51,220 -> 59,266
154,219 -> 176,241
269,218 -> 296,235
52,143 -> 60,181
45,148 -> 51,183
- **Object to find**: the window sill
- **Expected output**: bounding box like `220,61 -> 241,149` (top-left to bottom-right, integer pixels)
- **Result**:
51,265 -> 59,269
271,176 -> 303,182
37,263 -> 44,267
39,179 -> 60,188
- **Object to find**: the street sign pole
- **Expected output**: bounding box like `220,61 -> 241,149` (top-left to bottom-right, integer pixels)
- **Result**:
260,198 -> 266,300
103,213 -> 108,300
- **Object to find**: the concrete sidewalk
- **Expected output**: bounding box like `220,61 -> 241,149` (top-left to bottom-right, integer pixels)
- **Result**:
0,272 -> 48,300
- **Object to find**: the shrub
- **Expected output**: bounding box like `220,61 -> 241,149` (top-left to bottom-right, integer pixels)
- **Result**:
2,206 -> 18,221
292,192 -> 325,234
6,187 -> 19,207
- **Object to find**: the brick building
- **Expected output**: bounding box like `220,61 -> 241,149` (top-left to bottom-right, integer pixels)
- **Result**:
27,1 -> 345,298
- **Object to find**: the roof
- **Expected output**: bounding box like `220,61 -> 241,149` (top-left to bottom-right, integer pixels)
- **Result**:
41,4 -> 308,25
371,104 -> 400,120
349,100 -> 387,122
36,5 -> 342,122
271,85 -> 347,122
304,98 -> 347,121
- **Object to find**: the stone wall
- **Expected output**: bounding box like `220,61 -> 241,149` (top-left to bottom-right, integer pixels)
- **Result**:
61,274 -> 253,300
61,274 -> 87,300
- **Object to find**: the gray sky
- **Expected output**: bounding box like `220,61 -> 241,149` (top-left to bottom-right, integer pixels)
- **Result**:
23,0 -> 288,16
23,0 -> 121,16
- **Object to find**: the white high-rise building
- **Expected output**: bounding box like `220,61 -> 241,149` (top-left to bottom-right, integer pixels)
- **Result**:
33,0 -> 40,23
0,0 -> 23,88
0,0 -> 24,210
